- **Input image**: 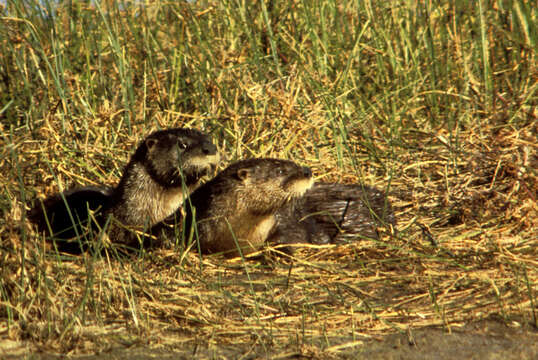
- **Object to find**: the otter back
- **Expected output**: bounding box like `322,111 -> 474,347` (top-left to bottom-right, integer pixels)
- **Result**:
28,186 -> 112,244
272,182 -> 396,245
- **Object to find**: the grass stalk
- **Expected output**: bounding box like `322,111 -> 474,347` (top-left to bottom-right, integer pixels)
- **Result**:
0,0 -> 535,356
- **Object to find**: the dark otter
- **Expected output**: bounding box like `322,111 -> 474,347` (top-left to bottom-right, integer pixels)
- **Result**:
29,128 -> 219,251
271,183 -> 396,245
30,186 -> 112,246
157,158 -> 314,257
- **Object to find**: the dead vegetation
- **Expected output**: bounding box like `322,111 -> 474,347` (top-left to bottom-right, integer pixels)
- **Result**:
0,0 -> 536,357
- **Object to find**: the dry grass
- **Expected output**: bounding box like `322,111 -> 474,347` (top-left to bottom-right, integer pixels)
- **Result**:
0,0 -> 537,357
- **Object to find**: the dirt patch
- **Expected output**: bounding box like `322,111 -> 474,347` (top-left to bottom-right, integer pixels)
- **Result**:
5,318 -> 536,359
352,319 -> 538,360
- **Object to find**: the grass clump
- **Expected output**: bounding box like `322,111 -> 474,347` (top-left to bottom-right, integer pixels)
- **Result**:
0,0 -> 536,357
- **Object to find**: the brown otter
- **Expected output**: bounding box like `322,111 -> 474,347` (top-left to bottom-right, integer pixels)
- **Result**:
271,182 -> 396,246
29,128 -> 218,252
156,158 -> 314,257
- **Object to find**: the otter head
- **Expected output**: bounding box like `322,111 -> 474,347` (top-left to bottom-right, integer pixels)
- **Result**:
228,158 -> 314,215
134,128 -> 219,188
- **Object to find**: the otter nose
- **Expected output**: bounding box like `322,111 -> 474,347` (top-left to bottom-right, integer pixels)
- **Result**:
202,140 -> 217,155
302,166 -> 312,177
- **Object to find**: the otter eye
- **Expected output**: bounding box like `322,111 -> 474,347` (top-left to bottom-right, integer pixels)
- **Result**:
276,168 -> 284,176
177,142 -> 187,150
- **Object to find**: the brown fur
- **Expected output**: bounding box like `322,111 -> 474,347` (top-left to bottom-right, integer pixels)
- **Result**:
160,158 -> 314,257
271,182 -> 396,245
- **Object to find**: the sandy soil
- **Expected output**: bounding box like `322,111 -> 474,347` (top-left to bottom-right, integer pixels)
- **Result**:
4,318 -> 536,360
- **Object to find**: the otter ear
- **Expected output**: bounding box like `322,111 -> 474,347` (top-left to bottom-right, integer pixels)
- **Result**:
236,168 -> 250,182
146,138 -> 159,151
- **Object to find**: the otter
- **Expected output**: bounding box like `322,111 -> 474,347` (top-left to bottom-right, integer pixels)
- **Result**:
29,128 -> 219,252
156,158 -> 314,257
271,183 -> 396,245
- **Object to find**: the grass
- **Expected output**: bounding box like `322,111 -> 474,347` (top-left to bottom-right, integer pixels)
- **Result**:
0,0 -> 537,357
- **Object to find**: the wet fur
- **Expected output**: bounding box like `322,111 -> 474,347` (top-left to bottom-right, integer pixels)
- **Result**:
29,128 -> 218,251
272,182 -> 396,245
